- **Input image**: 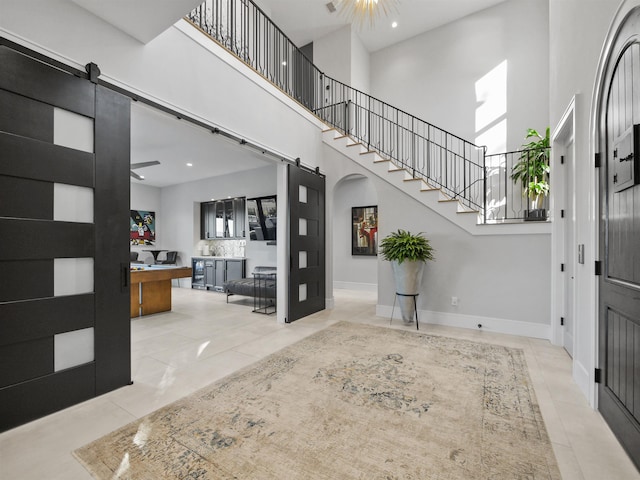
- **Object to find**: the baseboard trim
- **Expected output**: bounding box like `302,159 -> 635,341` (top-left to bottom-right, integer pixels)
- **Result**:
333,281 -> 377,293
573,360 -> 594,407
376,305 -> 550,339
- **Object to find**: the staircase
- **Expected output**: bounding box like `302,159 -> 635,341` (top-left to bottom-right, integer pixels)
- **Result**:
322,129 -> 549,235
185,0 -> 549,231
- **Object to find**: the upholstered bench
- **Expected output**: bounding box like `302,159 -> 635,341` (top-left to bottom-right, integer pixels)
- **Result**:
224,266 -> 276,303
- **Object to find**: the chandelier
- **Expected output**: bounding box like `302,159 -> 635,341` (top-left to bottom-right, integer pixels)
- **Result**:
336,0 -> 400,28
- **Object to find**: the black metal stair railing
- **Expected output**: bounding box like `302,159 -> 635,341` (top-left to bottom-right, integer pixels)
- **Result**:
185,0 -> 539,221
484,148 -> 550,222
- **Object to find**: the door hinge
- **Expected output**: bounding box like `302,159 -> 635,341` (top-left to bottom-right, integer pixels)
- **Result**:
560,317 -> 564,326
561,209 -> 565,218
561,155 -> 565,165
595,152 -> 601,168
595,368 -> 602,384
561,263 -> 565,272
595,261 -> 602,276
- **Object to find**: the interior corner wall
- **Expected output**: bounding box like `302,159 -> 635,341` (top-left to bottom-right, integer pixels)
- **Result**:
350,32 -> 370,93
130,183 -> 162,264
313,24 -> 353,85
332,175 -> 378,291
370,0 -> 549,153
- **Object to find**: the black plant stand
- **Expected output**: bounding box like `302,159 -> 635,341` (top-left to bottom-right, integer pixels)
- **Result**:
390,293 -> 419,330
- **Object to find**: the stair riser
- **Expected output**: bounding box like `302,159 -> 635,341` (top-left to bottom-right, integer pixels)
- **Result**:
323,133 -> 487,233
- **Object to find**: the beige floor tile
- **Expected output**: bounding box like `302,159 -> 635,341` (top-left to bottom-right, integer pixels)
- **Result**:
552,442 -> 585,480
1,287 -> 638,480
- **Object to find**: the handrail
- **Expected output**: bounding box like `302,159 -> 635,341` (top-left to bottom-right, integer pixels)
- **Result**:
185,0 -> 543,221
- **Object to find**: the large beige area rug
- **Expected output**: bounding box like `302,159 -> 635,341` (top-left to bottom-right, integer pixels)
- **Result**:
74,322 -> 561,479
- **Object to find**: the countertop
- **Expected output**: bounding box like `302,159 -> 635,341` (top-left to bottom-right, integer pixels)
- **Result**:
192,256 -> 247,259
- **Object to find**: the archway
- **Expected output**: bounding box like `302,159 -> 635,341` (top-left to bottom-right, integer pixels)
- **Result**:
332,174 -> 379,293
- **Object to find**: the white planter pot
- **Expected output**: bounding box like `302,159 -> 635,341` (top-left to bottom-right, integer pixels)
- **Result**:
391,260 -> 424,323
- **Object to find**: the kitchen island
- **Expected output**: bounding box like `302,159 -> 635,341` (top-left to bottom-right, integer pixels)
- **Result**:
130,265 -> 192,317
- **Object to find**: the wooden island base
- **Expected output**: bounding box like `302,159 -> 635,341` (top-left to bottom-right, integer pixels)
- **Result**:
130,266 -> 192,318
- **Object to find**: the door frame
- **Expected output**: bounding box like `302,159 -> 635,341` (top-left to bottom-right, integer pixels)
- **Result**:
551,96 -> 577,351
551,97 -> 577,357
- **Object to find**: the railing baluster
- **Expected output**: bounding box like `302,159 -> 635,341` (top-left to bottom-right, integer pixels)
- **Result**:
185,0 -> 548,222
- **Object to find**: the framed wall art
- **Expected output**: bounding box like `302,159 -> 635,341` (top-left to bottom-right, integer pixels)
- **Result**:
130,210 -> 156,245
352,206 -> 378,256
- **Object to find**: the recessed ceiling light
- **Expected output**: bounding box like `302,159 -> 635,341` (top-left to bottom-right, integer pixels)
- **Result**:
186,162 -> 193,167
391,21 -> 398,28
282,61 -> 287,66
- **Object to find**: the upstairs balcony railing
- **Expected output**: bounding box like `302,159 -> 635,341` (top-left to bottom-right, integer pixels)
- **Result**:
186,0 -> 547,222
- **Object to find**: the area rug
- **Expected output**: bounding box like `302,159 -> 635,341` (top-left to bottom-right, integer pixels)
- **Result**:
74,321 -> 561,479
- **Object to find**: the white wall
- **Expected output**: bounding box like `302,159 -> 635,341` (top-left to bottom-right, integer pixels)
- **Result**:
160,165 -> 277,273
313,24 -> 353,85
350,31 -> 370,93
2,0 -> 554,339
332,175 -> 378,291
130,183 -> 161,264
313,24 -> 371,94
370,0 -> 549,154
321,144 -> 551,336
548,0 -> 625,404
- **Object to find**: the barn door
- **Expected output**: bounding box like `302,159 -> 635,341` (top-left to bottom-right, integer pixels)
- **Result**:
0,42 -> 131,432
597,11 -> 640,469
287,164 -> 325,322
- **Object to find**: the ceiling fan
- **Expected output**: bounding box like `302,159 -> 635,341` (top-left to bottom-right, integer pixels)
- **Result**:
130,161 -> 160,180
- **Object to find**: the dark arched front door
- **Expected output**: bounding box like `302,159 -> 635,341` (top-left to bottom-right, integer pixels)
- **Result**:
597,7 -> 640,470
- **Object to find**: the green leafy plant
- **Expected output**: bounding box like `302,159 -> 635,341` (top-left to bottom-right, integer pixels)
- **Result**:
511,127 -> 550,205
379,229 -> 435,264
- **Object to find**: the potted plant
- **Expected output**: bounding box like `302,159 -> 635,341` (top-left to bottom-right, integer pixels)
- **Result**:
511,127 -> 550,221
380,229 -> 435,324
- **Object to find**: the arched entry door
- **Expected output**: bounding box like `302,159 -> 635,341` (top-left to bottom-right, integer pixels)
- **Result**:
597,6 -> 640,469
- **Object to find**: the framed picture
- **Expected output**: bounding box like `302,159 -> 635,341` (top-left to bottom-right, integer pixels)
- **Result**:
352,206 -> 378,256
130,210 -> 156,245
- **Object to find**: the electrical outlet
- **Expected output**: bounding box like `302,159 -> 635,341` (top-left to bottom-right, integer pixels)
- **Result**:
451,296 -> 459,306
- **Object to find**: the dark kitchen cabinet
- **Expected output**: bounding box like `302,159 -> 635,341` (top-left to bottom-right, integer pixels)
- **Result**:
201,198 -> 246,239
193,257 -> 246,292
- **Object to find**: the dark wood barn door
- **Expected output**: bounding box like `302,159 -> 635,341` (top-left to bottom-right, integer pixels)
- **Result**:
597,9 -> 640,469
0,42 -> 131,431
287,164 -> 325,322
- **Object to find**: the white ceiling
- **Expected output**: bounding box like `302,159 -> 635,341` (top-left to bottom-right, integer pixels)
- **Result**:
258,0 -> 509,52
71,0 -> 203,43
130,103 -> 274,189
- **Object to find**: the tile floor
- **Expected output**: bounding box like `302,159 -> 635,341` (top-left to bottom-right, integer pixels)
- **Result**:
1,288 -> 638,479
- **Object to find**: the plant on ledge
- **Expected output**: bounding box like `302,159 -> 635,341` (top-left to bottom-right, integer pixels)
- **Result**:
380,230 -> 435,325
510,127 -> 550,221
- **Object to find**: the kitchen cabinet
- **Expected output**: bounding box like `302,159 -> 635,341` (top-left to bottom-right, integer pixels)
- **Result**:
193,257 -> 246,292
201,198 -> 246,239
